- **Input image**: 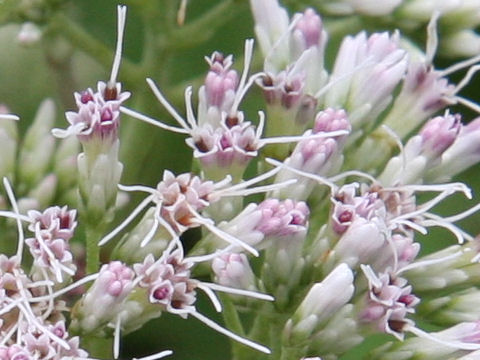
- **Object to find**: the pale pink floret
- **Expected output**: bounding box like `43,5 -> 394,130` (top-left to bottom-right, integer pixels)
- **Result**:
25,207 -> 78,282
360,266 -> 419,339
0,345 -> 32,360
187,122 -> 259,173
258,70 -> 306,109
325,31 -> 407,125
54,81 -> 130,142
155,171 -> 216,233
212,253 -> 256,289
134,251 -> 196,313
27,206 -> 77,241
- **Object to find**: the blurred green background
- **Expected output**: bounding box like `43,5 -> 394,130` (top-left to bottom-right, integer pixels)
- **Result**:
0,0 -> 479,358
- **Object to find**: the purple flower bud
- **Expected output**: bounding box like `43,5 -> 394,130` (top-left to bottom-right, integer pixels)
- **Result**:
427,117 -> 480,181
294,9 -> 323,49
313,108 -> 350,136
256,199 -> 309,237
204,52 -> 239,110
420,113 -> 461,158
74,261 -> 134,332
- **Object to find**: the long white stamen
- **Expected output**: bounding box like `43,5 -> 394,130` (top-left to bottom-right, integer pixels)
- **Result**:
433,202 -> 480,223
392,188 -> 462,225
3,178 -> 26,261
383,183 -> 471,198
0,322 -> 18,346
256,111 -> 265,138
212,175 -> 232,189
220,179 -> 296,197
185,245 -> 237,263
190,212 -> 259,256
51,122 -> 87,139
30,273 -> 99,303
146,78 -> 192,131
230,39 -> 255,114
265,157 -> 337,190
455,96 -> 480,114
119,184 -> 158,194
0,298 -> 23,316
202,282 -> 275,302
26,279 -> 55,288
392,219 -> 428,235
265,13 -> 301,68
177,0 -> 188,25
17,301 -> 70,350
153,212 -> 180,243
99,195 -> 154,246
109,5 -> 127,86
360,264 -> 382,289
328,170 -> 377,184
114,316 -> 122,359
34,223 -> 64,283
421,216 -> 471,244
184,86 -> 197,130
453,64 -> 480,94
441,53 -> 480,76
197,283 -> 222,312
399,250 -> 464,274
133,350 -> 173,360
0,113 -> 19,120
231,73 -> 266,116
120,107 -> 189,134
426,11 -> 440,65
0,211 -> 30,222
214,165 -> 282,195
140,215 -> 160,248
258,129 -> 349,146
190,311 -> 270,354
407,324 -> 480,350
40,267 -> 55,320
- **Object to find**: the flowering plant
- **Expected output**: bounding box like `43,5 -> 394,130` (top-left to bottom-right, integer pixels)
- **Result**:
1,1 -> 480,360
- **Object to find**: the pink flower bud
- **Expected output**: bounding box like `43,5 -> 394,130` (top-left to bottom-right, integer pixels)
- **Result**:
420,113 -> 461,158
212,253 -> 256,289
256,199 -> 309,237
294,9 -> 323,49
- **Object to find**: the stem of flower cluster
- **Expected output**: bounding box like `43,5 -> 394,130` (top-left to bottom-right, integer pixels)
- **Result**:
86,226 -> 102,275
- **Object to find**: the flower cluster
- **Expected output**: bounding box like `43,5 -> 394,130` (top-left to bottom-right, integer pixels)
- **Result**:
1,0 -> 480,360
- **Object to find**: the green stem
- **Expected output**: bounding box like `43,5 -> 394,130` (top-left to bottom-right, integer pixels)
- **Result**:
48,12 -> 145,87
82,335 -> 113,358
85,225 -> 102,274
220,296 -> 247,359
166,0 -> 248,51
